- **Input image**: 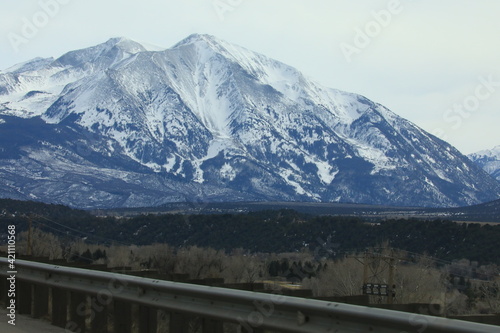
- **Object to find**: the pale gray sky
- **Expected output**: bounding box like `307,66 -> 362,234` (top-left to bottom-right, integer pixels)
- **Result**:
1,0 -> 499,154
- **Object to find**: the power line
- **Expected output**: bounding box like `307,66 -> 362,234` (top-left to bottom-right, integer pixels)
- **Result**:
26,221 -> 115,263
37,215 -> 131,246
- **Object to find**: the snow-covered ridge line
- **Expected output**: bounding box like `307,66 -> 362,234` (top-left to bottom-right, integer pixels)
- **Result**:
0,34 -> 499,208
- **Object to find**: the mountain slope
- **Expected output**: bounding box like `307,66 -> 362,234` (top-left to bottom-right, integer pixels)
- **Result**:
1,34 -> 499,208
468,146 -> 500,181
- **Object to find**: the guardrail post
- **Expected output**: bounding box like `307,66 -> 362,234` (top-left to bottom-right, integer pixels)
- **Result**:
202,318 -> 224,333
68,291 -> 87,332
169,313 -> 190,333
106,295 -> 115,333
137,305 -> 157,333
31,283 -> 49,318
0,275 -> 6,306
88,293 -> 109,333
50,287 -> 68,328
18,280 -> 32,315
113,299 -> 132,333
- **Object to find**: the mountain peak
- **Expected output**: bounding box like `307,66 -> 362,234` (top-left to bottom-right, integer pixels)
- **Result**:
469,145 -> 500,158
53,37 -> 150,69
104,37 -> 165,53
1,34 -> 500,208
102,37 -> 148,54
170,33 -> 252,63
468,145 -> 500,182
172,33 -> 221,48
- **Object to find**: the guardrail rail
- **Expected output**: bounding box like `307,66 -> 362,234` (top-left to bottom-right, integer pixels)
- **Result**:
1,258 -> 499,332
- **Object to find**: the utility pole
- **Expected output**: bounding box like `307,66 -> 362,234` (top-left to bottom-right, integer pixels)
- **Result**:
358,248 -> 402,304
363,251 -> 369,287
388,254 -> 395,304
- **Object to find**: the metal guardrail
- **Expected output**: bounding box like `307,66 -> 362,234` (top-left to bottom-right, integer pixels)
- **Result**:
1,258 -> 499,332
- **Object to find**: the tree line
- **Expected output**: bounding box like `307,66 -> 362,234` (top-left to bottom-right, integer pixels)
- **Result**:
2,198 -> 500,265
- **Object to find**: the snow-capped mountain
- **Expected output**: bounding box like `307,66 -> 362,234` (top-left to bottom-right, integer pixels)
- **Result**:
468,146 -> 500,181
1,34 -> 499,208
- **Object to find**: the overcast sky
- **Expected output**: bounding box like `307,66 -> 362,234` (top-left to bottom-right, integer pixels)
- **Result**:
1,0 -> 499,154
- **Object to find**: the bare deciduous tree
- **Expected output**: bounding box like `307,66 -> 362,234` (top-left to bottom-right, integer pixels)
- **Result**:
17,228 -> 62,259
303,258 -> 363,297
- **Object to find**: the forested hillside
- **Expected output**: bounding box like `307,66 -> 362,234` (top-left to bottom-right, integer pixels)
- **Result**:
1,199 -> 500,264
